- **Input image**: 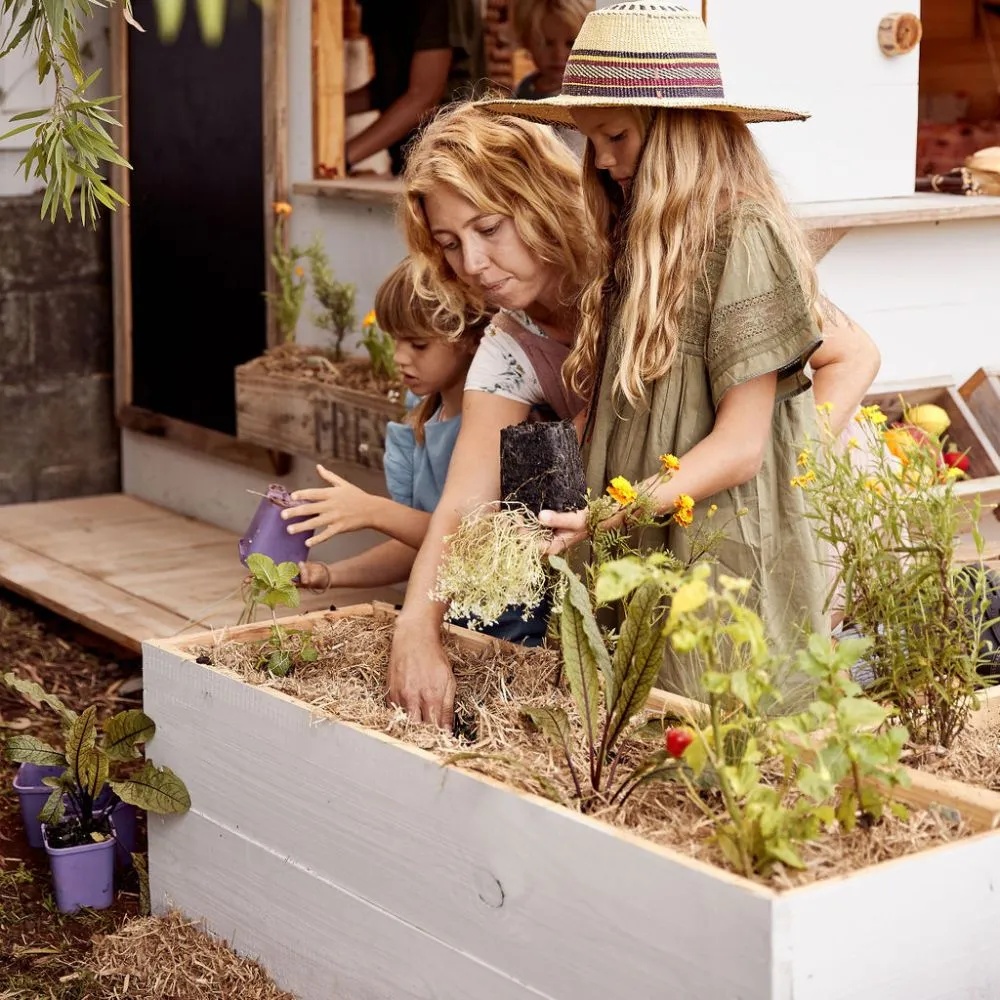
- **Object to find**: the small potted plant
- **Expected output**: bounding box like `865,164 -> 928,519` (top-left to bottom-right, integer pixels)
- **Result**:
3,676 -> 190,913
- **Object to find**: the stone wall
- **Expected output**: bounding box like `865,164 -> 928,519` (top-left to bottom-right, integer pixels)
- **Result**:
0,195 -> 119,504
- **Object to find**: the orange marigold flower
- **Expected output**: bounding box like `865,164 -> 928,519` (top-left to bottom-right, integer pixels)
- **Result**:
294,266 -> 304,277
673,506 -> 694,527
676,493 -> 695,510
607,476 -> 637,507
273,201 -> 292,216
659,453 -> 680,472
362,309 -> 378,328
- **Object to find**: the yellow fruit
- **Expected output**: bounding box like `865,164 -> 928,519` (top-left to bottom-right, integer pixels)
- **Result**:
905,403 -> 950,438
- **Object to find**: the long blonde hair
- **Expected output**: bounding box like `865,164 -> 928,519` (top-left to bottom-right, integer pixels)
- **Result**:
400,101 -> 594,334
565,109 -> 818,405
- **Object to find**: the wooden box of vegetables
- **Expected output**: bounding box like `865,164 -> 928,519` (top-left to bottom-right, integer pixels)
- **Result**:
862,377 -> 1000,513
141,601 -> 1000,1000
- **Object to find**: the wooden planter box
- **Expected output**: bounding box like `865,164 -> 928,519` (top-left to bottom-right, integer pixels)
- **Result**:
143,606 -> 1000,1000
235,364 -> 404,472
961,368 -> 1000,456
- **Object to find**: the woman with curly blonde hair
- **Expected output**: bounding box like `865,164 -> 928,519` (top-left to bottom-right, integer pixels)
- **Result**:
388,101 -> 594,726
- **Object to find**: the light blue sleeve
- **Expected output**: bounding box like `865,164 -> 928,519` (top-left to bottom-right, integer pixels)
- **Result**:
383,422 -> 416,508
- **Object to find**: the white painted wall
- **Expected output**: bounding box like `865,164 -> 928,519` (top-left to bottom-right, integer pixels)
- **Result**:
817,219 -> 1000,384
0,8 -> 111,196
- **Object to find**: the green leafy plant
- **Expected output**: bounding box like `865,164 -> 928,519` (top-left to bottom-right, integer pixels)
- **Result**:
308,241 -> 356,361
360,310 -> 398,381
264,203 -> 312,342
601,558 -> 911,879
800,403 -> 992,747
239,553 -> 318,677
1,673 -> 190,840
2,0 -> 259,226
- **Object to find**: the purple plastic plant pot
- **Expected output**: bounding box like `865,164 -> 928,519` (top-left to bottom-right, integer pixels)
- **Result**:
238,483 -> 312,569
109,801 -> 138,871
42,823 -> 117,913
13,763 -> 66,849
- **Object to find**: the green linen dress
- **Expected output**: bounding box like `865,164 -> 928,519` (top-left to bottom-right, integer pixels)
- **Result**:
583,202 -> 829,693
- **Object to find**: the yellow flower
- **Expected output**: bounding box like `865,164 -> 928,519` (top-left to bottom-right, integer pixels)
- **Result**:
797,448 -> 811,468
707,503 -> 718,518
856,404 -> 887,426
294,266 -> 304,277
816,401 -> 834,415
943,466 -> 964,482
673,506 -> 693,527
847,437 -> 859,449
790,470 -> 816,489
659,453 -> 680,472
864,477 -> 886,495
607,476 -> 637,507
273,201 -> 292,216
676,493 -> 695,511
363,309 -> 378,328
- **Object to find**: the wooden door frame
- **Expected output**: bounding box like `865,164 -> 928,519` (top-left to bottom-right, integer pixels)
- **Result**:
110,1 -> 290,476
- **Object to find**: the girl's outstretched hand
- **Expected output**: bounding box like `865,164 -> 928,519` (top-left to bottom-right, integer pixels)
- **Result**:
285,464 -> 374,547
539,508 -> 588,555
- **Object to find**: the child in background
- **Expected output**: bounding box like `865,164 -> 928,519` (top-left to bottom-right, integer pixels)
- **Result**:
288,258 -> 479,591
288,259 -> 550,645
511,0 -> 593,99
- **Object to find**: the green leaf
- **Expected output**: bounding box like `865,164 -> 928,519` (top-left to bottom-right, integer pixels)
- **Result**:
299,644 -> 319,663
5,735 -> 66,767
267,650 -> 293,677
246,553 -> 280,587
111,761 -> 190,814
887,800 -> 909,822
37,786 -> 65,827
767,839 -> 806,870
610,581 -> 663,711
606,614 -> 667,752
521,705 -> 573,754
133,851 -> 151,916
78,746 -> 109,800
835,697 -> 888,732
683,730 -> 709,778
64,706 -> 97,785
276,561 -> 300,585
550,559 -> 606,746
594,556 -> 650,604
2,671 -> 77,721
103,710 -> 155,762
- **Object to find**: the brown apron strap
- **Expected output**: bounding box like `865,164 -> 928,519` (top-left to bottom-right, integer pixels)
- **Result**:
490,311 -> 585,422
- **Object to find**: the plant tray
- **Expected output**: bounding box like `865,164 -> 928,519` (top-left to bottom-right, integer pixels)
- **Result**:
143,606 -> 1000,1000
234,364 -> 404,472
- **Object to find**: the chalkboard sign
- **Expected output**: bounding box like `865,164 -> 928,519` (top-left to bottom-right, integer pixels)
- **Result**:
127,0 -> 266,436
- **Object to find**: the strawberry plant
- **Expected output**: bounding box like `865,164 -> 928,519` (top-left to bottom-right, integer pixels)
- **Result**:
239,554 -> 318,677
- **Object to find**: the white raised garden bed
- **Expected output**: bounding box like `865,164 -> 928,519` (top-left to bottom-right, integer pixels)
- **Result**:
143,606 -> 1000,1000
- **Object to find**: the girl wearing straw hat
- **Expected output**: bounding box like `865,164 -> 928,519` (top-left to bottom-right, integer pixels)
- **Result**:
385,96 -> 879,724
483,3 -> 864,683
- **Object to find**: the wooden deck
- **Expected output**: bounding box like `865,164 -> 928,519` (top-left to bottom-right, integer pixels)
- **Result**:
0,494 -> 402,652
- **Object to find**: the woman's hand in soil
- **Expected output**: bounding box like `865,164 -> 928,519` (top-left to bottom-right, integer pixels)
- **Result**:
286,465 -> 376,546
388,621 -> 456,730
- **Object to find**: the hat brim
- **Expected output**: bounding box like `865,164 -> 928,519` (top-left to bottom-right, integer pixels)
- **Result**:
479,95 -> 809,127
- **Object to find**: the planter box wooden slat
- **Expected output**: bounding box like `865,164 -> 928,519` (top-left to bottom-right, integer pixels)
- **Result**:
960,368 -> 1000,455
143,607 -> 1000,1000
235,365 -> 404,472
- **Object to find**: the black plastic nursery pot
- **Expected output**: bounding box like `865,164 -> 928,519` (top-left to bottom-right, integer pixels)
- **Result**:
499,420 -> 588,515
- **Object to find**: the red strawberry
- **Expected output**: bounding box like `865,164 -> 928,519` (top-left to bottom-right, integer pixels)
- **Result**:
665,727 -> 694,758
943,449 -> 971,473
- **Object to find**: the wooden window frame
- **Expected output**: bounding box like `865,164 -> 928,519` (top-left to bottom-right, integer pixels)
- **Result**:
110,1 -> 291,476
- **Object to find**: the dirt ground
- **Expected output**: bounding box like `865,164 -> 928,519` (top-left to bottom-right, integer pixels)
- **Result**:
0,590 -> 295,1000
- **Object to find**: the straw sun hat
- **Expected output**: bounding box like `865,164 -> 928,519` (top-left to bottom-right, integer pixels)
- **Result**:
481,2 -> 808,126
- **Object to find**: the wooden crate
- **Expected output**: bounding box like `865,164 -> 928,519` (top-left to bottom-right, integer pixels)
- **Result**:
234,365 -> 404,472
144,606 -> 1000,1000
960,368 -> 1000,456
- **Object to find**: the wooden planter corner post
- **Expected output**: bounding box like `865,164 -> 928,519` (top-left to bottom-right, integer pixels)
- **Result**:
961,368 -> 1000,457
143,607 -> 1000,1000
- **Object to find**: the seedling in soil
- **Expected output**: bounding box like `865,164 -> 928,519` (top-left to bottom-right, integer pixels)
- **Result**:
239,553 -> 318,677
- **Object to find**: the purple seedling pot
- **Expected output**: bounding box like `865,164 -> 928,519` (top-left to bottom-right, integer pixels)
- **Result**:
42,822 -> 117,913
13,763 -> 66,849
238,483 -> 312,569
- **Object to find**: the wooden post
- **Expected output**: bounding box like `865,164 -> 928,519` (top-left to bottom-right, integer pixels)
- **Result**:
263,0 -> 288,350
312,0 -> 346,179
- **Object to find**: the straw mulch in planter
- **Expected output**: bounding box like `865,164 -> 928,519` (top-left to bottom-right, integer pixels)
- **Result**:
200,616 -> 973,888
246,343 -> 402,401
908,721 -> 1000,792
